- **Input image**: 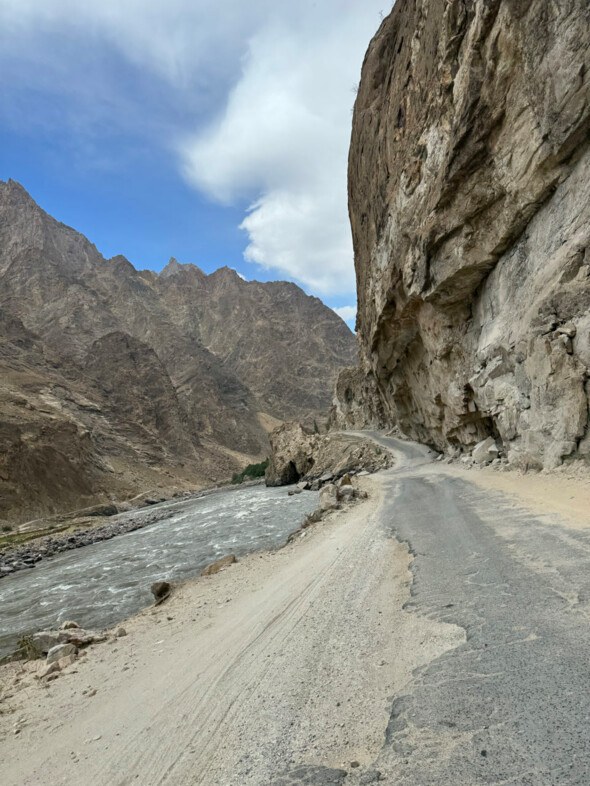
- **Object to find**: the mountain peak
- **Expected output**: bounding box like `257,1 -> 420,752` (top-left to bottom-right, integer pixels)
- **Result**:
159,257 -> 205,278
0,179 -> 37,207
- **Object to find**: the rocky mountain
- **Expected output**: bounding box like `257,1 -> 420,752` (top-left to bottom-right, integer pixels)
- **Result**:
336,0 -> 589,469
0,180 -> 355,523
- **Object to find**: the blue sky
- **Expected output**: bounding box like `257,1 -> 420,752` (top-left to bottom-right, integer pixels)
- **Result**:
0,1 -> 387,328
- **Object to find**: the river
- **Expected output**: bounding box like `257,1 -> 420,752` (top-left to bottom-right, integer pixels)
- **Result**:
0,484 -> 318,657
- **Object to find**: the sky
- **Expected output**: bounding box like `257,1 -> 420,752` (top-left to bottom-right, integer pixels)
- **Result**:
0,1 -> 388,329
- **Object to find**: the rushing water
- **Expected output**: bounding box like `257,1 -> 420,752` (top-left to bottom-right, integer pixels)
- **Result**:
0,484 -> 318,657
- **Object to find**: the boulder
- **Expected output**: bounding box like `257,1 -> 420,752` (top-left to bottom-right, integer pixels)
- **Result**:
339,474 -> 352,486
37,661 -> 61,679
265,423 -> 317,486
473,437 -> 500,465
47,643 -> 77,664
200,554 -> 237,577
57,654 -> 77,668
338,484 -> 355,501
288,487 -> 302,496
297,481 -> 310,490
31,631 -> 61,654
151,580 -> 172,604
319,484 -> 339,511
60,620 -> 80,630
61,628 -> 106,647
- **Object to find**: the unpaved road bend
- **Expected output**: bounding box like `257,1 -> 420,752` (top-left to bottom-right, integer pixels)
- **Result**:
1,433 -> 590,784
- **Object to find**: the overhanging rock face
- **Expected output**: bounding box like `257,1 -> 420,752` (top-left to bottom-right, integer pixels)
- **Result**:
347,0 -> 590,468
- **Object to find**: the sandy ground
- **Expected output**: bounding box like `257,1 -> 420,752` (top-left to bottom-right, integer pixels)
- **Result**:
0,477 -> 463,786
442,461 -> 590,529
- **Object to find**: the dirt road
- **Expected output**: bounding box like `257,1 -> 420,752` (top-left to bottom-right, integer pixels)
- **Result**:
2,433 -> 590,784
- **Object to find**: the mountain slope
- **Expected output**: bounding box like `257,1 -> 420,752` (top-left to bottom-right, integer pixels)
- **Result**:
0,180 -> 355,523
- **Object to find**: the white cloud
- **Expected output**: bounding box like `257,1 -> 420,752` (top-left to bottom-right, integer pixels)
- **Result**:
0,0 -> 386,297
0,1 -> 273,88
333,305 -> 357,331
181,3 -> 384,295
333,305 -> 357,323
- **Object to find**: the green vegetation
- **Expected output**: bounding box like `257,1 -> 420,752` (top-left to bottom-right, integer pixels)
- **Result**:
313,420 -> 319,434
1,524 -> 12,532
231,458 -> 269,485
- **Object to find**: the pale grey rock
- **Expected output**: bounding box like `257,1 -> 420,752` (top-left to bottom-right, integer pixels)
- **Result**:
319,484 -> 339,511
47,643 -> 77,664
343,0 -> 590,469
338,484 -> 355,500
31,631 -> 61,654
472,437 -> 499,465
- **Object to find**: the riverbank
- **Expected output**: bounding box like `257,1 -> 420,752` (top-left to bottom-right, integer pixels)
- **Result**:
0,473 -> 464,785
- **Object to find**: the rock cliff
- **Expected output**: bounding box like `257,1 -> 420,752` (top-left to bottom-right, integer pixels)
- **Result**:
342,0 -> 590,468
0,180 -> 355,522
265,422 -> 392,487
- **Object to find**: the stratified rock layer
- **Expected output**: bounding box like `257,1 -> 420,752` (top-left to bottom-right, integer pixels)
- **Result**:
347,0 -> 590,468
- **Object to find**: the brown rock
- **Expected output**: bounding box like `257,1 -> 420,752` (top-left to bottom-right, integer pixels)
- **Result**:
60,621 -> 80,630
151,581 -> 172,604
319,484 -> 339,512
200,554 -> 237,576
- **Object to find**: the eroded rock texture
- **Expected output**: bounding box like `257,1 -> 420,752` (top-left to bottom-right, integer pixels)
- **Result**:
347,0 -> 590,467
265,422 -> 391,486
